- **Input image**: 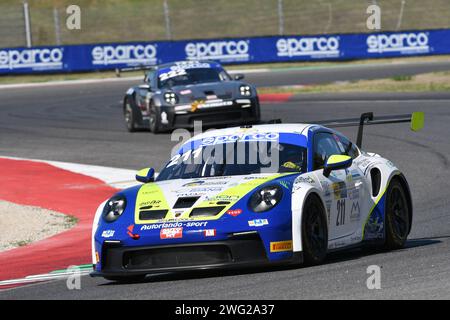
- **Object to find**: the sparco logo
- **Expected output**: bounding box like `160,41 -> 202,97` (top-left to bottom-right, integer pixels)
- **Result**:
0,48 -> 63,70
92,44 -> 157,66
185,40 -> 249,62
367,32 -> 429,54
277,37 -> 340,58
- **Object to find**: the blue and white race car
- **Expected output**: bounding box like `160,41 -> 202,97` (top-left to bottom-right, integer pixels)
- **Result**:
91,112 -> 423,281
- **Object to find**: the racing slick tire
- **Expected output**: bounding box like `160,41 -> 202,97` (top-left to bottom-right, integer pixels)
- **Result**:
384,178 -> 410,250
124,97 -> 139,132
149,101 -> 163,134
301,194 -> 328,266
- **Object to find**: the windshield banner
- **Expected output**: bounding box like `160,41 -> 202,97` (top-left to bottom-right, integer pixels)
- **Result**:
1,29 -> 450,74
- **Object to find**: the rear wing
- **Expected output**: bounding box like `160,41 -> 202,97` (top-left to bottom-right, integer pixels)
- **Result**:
115,65 -> 155,77
266,112 -> 424,148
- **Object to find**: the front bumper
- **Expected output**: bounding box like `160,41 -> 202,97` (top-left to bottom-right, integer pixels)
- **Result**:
154,97 -> 260,129
91,233 -> 302,278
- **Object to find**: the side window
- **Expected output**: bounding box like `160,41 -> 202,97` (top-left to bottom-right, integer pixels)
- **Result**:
313,132 -> 342,170
335,134 -> 360,159
145,70 -> 156,87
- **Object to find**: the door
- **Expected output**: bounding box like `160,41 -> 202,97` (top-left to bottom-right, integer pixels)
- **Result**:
312,131 -> 364,247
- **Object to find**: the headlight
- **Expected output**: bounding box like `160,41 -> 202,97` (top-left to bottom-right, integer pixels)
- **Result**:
164,92 -> 178,104
239,85 -> 251,96
248,185 -> 283,213
102,196 -> 127,222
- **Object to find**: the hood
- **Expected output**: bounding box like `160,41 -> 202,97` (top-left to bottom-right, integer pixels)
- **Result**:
133,173 -> 295,224
169,81 -> 245,102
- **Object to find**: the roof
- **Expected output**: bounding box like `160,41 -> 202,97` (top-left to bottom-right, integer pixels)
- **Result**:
156,60 -> 222,70
176,123 -> 316,153
188,123 -> 313,142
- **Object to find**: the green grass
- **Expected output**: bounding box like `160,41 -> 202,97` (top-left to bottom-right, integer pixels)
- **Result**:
391,75 -> 413,81
10,239 -> 33,247
63,215 -> 79,229
259,71 -> 450,94
2,0 -> 450,47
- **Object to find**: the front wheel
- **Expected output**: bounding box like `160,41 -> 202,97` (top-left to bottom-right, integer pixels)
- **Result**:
149,102 -> 162,134
384,179 -> 410,250
301,194 -> 328,265
124,98 -> 137,132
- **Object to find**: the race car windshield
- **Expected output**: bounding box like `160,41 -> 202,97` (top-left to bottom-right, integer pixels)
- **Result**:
156,141 -> 307,181
158,68 -> 226,88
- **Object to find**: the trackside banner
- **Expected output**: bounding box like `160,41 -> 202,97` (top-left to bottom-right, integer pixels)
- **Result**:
1,29 -> 449,74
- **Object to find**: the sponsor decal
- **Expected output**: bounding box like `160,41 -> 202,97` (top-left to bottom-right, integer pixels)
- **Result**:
91,44 -> 157,66
320,180 -> 331,197
182,180 -> 228,188
206,195 -> 240,202
140,221 -> 208,231
227,209 -> 242,217
185,40 -> 250,62
160,227 -> 183,239
0,47 -> 64,71
203,229 -> 216,237
159,68 -> 187,81
348,187 -> 359,200
325,200 -> 332,226
279,180 -> 291,190
367,32 -> 430,54
356,158 -> 373,172
386,160 -> 396,168
350,201 -> 361,221
201,132 -> 279,146
365,208 -> 384,240
276,36 -> 340,58
182,180 -> 206,187
248,219 -> 269,227
270,240 -> 293,252
127,224 -> 140,240
297,176 -> 315,184
101,230 -> 115,238
332,182 -> 347,200
176,187 -> 224,193
139,200 -> 162,209
180,89 -> 192,95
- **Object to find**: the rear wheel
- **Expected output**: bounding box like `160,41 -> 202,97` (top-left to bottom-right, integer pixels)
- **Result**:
384,179 -> 410,249
124,98 -> 137,132
301,194 -> 328,265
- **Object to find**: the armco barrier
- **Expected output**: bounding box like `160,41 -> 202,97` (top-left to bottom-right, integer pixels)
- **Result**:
1,29 -> 449,75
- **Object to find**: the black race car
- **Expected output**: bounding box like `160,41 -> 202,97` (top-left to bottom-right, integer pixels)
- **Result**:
123,61 -> 261,133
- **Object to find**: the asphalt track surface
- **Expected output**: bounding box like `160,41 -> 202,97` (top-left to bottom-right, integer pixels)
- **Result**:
1,61 -> 450,299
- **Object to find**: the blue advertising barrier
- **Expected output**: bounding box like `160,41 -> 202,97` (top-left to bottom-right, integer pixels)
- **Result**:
1,29 -> 450,75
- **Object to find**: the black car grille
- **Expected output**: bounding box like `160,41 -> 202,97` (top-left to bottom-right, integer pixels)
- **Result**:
123,245 -> 232,270
173,196 -> 200,209
139,210 -> 168,220
189,206 -> 225,218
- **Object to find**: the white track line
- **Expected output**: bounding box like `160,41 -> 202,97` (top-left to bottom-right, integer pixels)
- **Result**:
0,270 -> 91,287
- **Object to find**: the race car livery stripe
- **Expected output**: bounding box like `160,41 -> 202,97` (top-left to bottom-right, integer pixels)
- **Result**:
361,172 -> 400,240
134,183 -> 171,224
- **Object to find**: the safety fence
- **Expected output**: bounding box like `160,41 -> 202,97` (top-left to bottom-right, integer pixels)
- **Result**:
0,29 -> 449,74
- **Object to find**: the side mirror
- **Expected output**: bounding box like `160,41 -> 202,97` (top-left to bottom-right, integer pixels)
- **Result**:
323,155 -> 352,178
234,74 -> 245,80
136,167 -> 155,183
